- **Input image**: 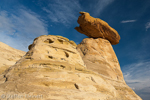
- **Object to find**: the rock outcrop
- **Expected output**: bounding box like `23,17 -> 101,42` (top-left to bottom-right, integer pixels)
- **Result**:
0,35 -> 141,100
0,42 -> 25,74
77,38 -> 124,81
27,35 -> 85,68
75,12 -> 120,45
0,12 -> 141,99
75,12 -> 141,99
77,38 -> 142,100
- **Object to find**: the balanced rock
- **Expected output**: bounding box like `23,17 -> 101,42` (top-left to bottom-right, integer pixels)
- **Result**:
75,12 -> 120,45
77,38 -> 142,100
0,35 -> 124,100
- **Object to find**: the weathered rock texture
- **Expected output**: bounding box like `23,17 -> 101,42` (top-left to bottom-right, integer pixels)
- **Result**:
0,35 -> 142,100
77,38 -> 123,81
27,35 -> 85,67
0,42 -> 26,74
75,12 -> 120,45
77,38 -> 142,100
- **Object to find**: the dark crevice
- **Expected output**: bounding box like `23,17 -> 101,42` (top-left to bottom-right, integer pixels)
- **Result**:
74,83 -> 79,89
28,44 -> 32,50
65,52 -> 69,58
61,58 -> 65,61
3,75 -> 8,82
44,39 -> 54,43
60,65 -> 65,69
58,39 -> 63,44
48,56 -> 53,59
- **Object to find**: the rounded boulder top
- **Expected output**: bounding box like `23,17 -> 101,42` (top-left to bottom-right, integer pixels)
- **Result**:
75,12 -> 120,45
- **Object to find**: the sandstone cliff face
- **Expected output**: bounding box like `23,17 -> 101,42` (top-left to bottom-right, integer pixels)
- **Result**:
77,38 -> 124,81
75,12 -> 120,45
77,38 -> 142,100
0,42 -> 25,74
0,35 -> 141,100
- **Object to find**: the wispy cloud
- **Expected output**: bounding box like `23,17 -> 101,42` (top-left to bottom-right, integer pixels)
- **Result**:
42,0 -> 81,26
0,7 -> 48,51
42,0 -> 115,26
121,20 -> 136,23
122,60 -> 150,99
90,0 -> 114,17
145,22 -> 150,31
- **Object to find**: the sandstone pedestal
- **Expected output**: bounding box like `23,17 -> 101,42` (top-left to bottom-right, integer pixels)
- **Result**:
77,38 -> 142,100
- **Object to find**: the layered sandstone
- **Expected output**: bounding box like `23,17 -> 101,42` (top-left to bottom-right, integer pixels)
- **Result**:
0,42 -> 25,74
77,38 -> 123,81
0,35 -> 141,100
26,35 -> 85,67
75,12 -> 120,45
77,38 -> 142,100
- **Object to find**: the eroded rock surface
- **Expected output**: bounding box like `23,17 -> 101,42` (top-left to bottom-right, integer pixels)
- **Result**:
0,35 -> 114,100
0,42 -> 26,74
27,35 -> 85,67
75,12 -> 120,45
77,38 -> 142,100
0,35 -> 142,100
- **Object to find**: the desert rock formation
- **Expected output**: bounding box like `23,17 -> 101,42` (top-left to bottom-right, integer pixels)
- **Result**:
0,11 -> 142,99
75,12 -> 141,100
0,35 -> 141,100
77,38 -> 124,81
27,35 -> 85,68
77,38 -> 142,100
0,42 -> 25,74
75,12 -> 120,45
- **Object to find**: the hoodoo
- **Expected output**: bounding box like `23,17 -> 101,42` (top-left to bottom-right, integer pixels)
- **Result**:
77,38 -> 142,100
76,12 -> 142,100
0,12 -> 142,100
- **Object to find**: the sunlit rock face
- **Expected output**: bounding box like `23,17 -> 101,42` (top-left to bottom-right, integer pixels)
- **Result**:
0,35 -> 119,100
27,35 -> 85,68
77,38 -> 142,100
75,12 -> 120,45
0,42 -> 25,74
0,35 -> 142,100
77,38 -> 124,81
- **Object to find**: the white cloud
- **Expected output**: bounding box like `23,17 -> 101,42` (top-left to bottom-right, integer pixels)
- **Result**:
121,20 -> 136,23
0,11 -> 16,35
145,22 -> 150,31
122,60 -> 150,99
0,8 -> 48,51
42,0 -> 81,26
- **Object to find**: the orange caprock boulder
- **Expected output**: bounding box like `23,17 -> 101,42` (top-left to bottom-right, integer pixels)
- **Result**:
75,12 -> 120,45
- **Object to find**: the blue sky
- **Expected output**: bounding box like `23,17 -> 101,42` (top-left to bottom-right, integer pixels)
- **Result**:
0,0 -> 150,99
